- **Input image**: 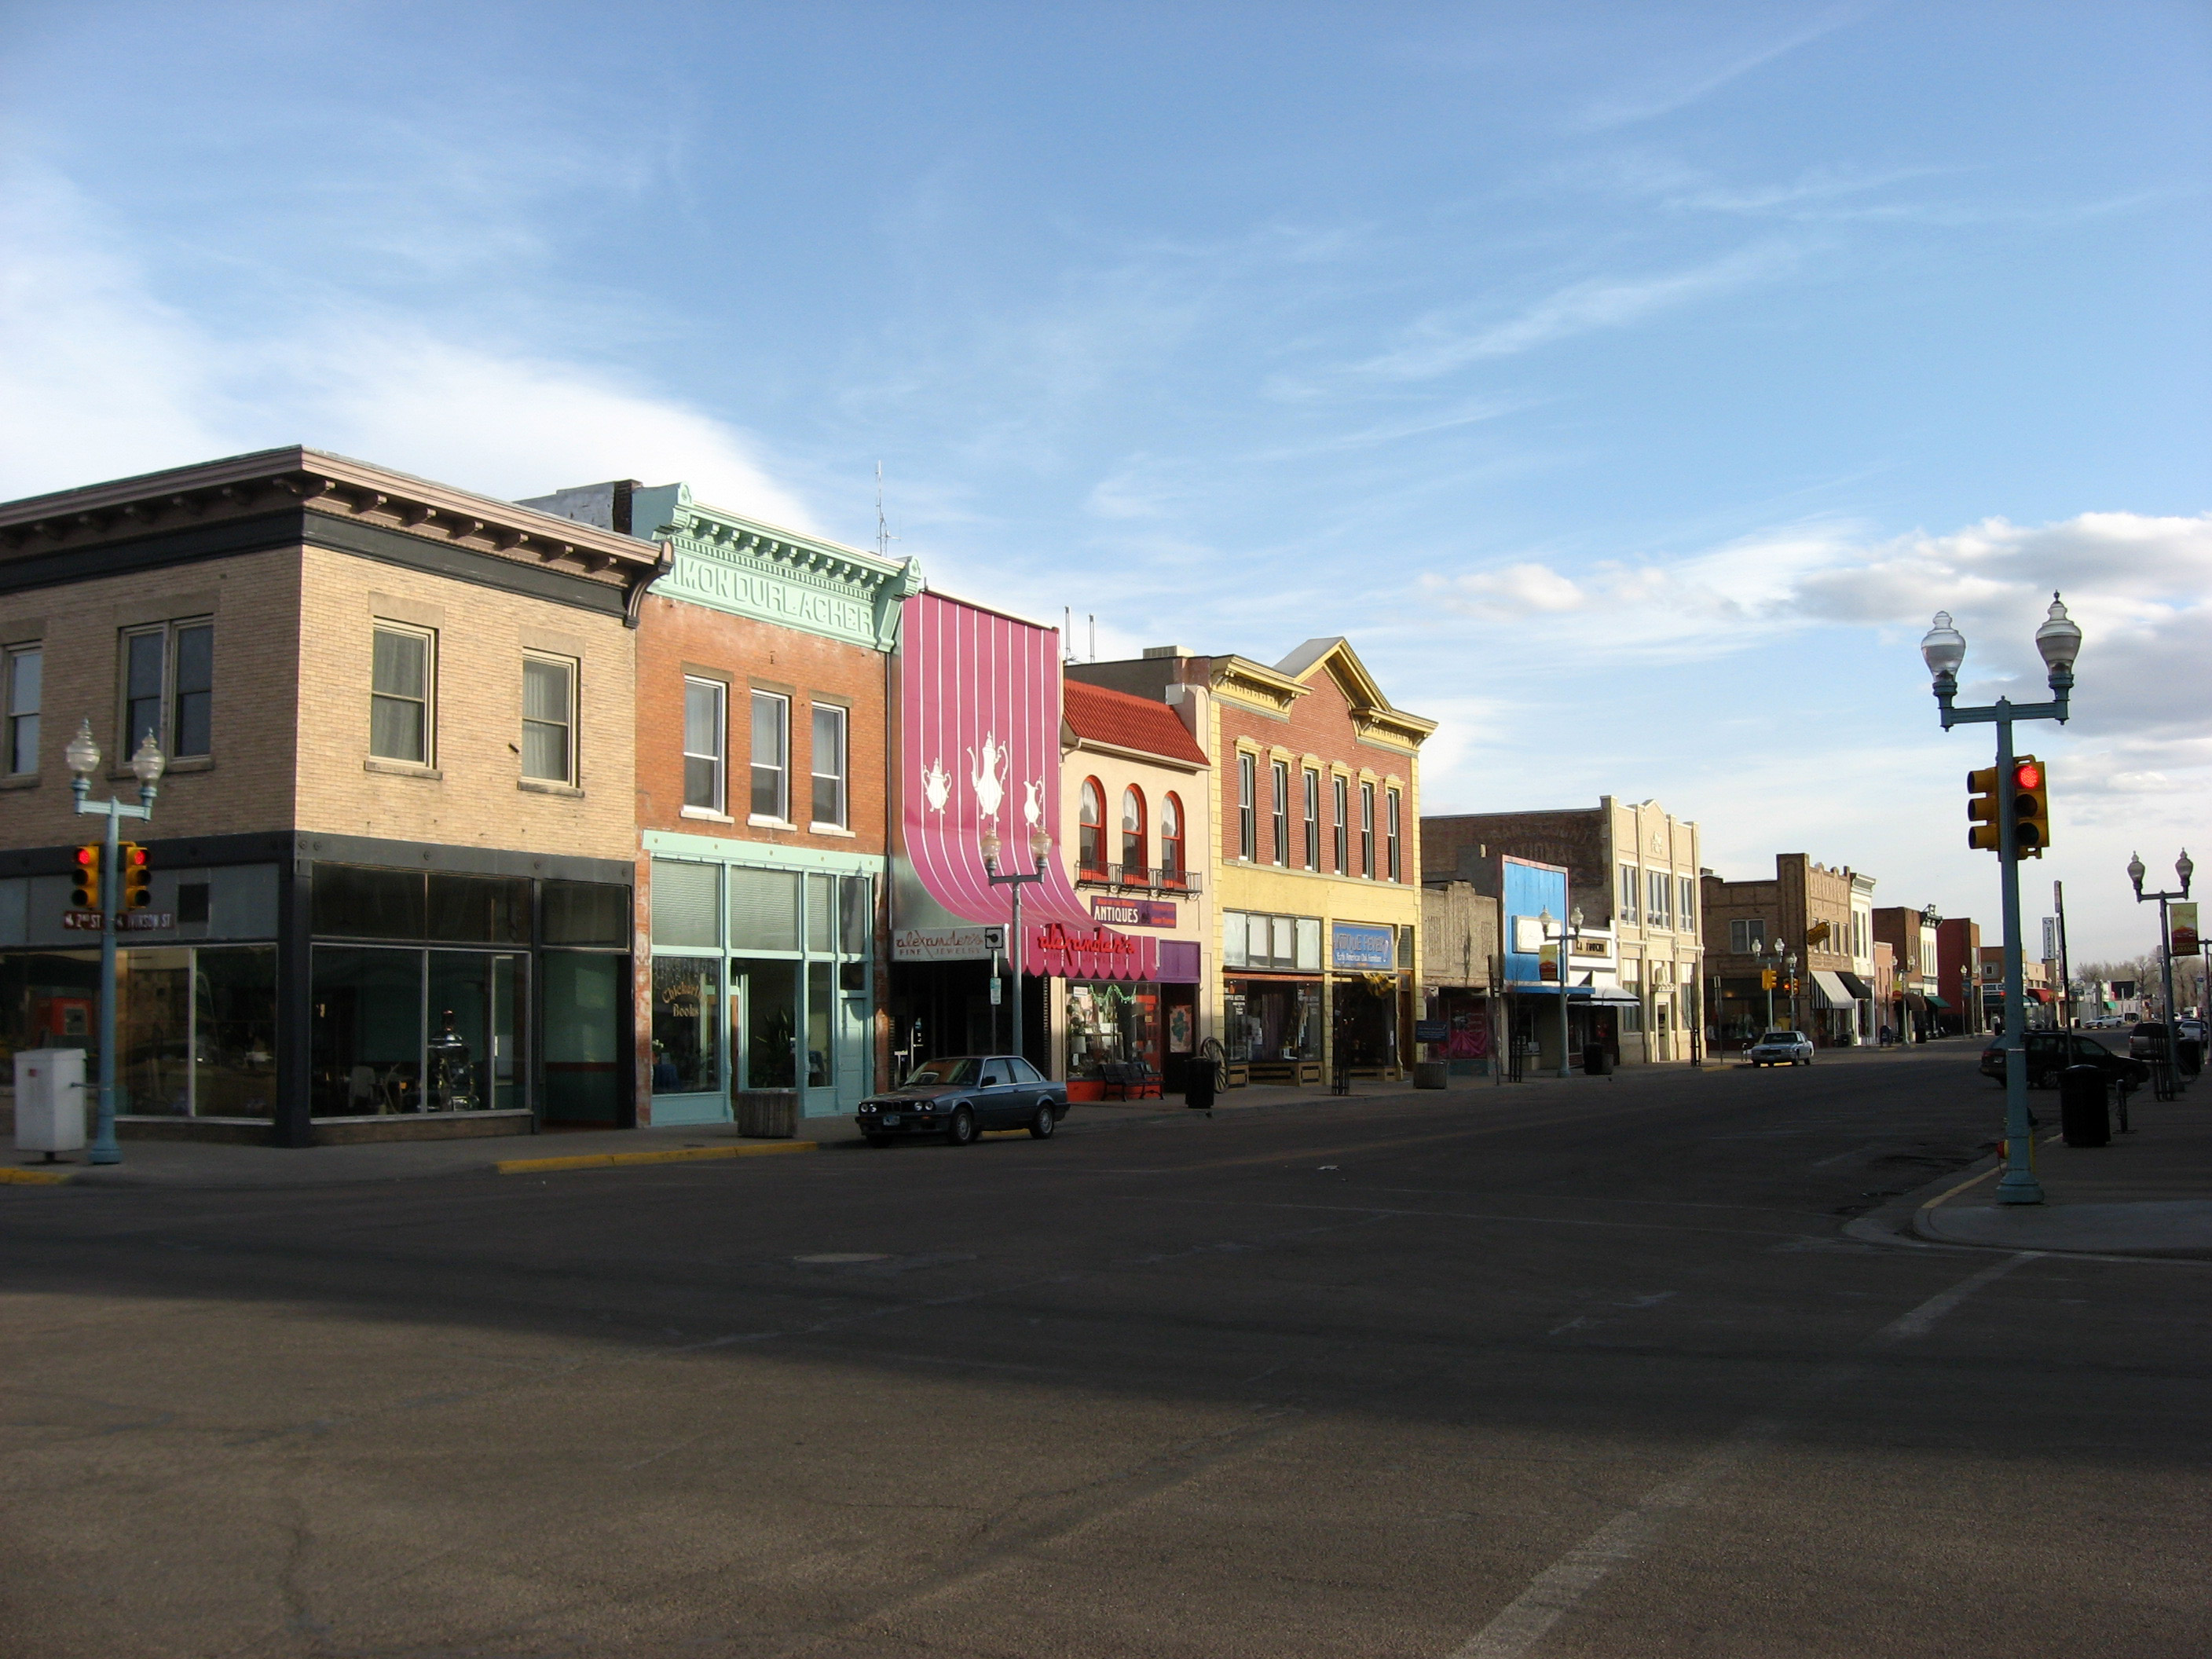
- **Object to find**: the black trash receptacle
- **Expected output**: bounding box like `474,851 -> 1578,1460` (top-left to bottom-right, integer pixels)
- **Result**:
2058,1064 -> 2110,1146
1583,1042 -> 1613,1076
2177,1037 -> 2203,1077
1185,1060 -> 1217,1111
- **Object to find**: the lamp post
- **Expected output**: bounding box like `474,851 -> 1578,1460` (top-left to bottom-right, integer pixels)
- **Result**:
2126,849 -> 2192,1088
983,823 -> 1055,1068
1759,939 -> 1795,1031
65,720 -> 164,1166
1920,593 -> 2082,1205
1538,906 -> 1584,1078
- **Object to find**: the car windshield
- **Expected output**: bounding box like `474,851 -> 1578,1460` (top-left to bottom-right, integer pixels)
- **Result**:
1758,1031 -> 1796,1045
904,1058 -> 980,1086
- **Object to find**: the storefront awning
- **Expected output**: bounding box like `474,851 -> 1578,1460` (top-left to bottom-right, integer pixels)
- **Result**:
894,591 -> 1150,980
1585,987 -> 1642,1005
1837,972 -> 1873,1000
1924,993 -> 1951,1011
2027,987 -> 2055,1003
1904,992 -> 1928,1012
1810,970 -> 1855,1010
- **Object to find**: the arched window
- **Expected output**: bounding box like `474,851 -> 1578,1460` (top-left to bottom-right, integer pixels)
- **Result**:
1160,793 -> 1185,885
1120,785 -> 1146,877
1079,778 -> 1105,877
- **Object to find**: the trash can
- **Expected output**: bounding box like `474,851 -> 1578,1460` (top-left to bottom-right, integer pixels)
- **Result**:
2177,1037 -> 2203,1077
2058,1064 -> 2109,1147
1412,1060 -> 1448,1090
1184,1060 -> 1217,1111
1582,1042 -> 1613,1077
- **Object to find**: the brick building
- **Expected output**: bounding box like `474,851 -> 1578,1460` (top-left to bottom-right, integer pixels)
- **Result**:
1871,905 -> 1943,1040
1068,639 -> 1433,1084
1702,855 -> 1876,1047
1935,917 -> 1985,1037
519,479 -> 918,1128
0,448 -> 658,1144
1422,797 -> 1701,1064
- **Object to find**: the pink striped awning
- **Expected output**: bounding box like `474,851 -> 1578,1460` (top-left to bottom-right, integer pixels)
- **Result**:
896,591 -> 1152,980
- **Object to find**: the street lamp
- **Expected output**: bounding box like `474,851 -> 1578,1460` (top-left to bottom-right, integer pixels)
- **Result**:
66,720 -> 164,1166
1538,906 -> 1584,1079
1919,593 -> 2080,1205
2126,848 -> 2192,1089
983,822 -> 1055,1068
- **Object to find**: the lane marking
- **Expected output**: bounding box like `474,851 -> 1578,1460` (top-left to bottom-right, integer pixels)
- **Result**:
495,1141 -> 815,1176
1447,1251 -> 2042,1659
1918,1132 -> 2067,1210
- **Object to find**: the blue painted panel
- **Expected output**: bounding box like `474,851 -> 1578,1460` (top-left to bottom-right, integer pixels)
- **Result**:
1331,921 -> 1395,969
1502,860 -> 1569,987
648,1090 -> 731,1126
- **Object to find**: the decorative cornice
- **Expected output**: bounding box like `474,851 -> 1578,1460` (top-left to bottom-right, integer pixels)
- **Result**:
1210,654 -> 1308,716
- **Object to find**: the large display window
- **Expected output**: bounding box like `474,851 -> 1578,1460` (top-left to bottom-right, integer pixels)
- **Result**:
1225,977 -> 1320,1062
309,946 -> 526,1118
651,957 -> 720,1093
1065,980 -> 1160,1079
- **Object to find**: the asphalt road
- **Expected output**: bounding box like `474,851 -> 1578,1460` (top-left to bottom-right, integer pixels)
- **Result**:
2,1046 -> 2207,1658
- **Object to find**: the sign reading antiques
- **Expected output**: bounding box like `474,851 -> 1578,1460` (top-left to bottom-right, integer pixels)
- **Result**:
1090,896 -> 1177,928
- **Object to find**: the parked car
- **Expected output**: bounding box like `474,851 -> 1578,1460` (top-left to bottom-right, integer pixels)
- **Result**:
855,1054 -> 1067,1146
1981,1031 -> 2149,1094
1745,1029 -> 1815,1067
2084,1015 -> 2126,1030
2129,1022 -> 2173,1062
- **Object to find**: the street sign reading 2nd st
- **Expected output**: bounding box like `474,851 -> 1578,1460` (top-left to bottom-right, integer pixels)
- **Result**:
61,910 -> 174,931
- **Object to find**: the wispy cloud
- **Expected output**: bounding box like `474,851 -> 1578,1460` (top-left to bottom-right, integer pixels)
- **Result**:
1573,8 -> 1866,130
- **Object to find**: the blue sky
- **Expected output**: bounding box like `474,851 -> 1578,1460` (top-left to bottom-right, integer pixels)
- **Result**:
3,2 -> 2207,958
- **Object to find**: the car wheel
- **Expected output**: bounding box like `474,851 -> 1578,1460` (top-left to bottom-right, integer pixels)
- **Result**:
1028,1102 -> 1057,1140
945,1106 -> 976,1147
863,1133 -> 888,1148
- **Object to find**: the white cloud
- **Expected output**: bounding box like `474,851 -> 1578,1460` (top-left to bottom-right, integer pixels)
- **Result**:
0,165 -> 815,531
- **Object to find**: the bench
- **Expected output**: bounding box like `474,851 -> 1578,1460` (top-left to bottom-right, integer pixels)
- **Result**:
1098,1060 -> 1163,1100
1245,1059 -> 1325,1086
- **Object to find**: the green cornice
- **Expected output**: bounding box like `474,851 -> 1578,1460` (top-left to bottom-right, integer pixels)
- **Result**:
636,482 -> 923,653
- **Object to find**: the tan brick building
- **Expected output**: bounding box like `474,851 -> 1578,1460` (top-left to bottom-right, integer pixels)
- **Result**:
1701,855 -> 1877,1048
0,449 -> 658,1144
518,478 -> 917,1128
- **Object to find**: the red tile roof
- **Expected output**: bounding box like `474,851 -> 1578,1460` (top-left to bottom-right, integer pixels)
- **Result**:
1064,679 -> 1208,766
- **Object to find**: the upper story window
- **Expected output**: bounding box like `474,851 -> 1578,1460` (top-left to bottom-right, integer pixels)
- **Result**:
1270,760 -> 1290,866
1332,775 -> 1349,873
1121,785 -> 1146,872
1161,793 -> 1185,885
1359,782 -> 1375,877
123,618 -> 213,760
522,655 -> 577,784
750,690 -> 789,821
683,677 -> 725,811
1619,862 -> 1639,925
1079,778 -> 1106,876
1237,753 -> 1257,861
5,644 -> 39,775
1302,769 -> 1320,870
1679,877 -> 1697,933
370,625 -> 433,765
1386,787 -> 1402,882
811,703 -> 848,828
1729,918 -> 1767,954
1646,868 -> 1671,929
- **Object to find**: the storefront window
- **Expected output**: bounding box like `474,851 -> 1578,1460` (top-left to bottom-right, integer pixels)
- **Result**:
1225,979 -> 1320,1062
119,948 -> 192,1116
426,950 -> 522,1112
807,960 -> 834,1086
544,951 -> 625,1126
738,958 -> 797,1087
195,947 -> 277,1118
651,956 -> 720,1093
730,868 -> 800,952
1065,980 -> 1160,1079
1335,975 -> 1401,1068
309,946 -> 522,1117
650,859 -> 720,949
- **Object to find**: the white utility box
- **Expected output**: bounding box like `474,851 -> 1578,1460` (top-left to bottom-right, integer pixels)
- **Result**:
14,1048 -> 88,1156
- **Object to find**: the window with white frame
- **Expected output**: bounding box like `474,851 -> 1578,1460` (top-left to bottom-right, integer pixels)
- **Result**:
1332,775 -> 1349,872
123,618 -> 214,760
1386,787 -> 1402,881
1359,782 -> 1375,877
1619,863 -> 1639,925
683,677 -> 726,811
370,625 -> 433,764
751,690 -> 789,820
1270,760 -> 1290,866
522,655 -> 576,783
5,643 -> 39,775
1729,917 -> 1767,954
1302,768 -> 1320,870
1237,752 -> 1257,860
1679,877 -> 1697,932
811,703 -> 847,827
1647,868 -> 1671,929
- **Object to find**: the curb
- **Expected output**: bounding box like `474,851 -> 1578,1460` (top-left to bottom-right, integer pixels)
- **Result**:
1,1166 -> 75,1186
495,1141 -> 818,1177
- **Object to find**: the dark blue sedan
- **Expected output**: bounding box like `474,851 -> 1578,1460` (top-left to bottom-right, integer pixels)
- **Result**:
855,1055 -> 1068,1146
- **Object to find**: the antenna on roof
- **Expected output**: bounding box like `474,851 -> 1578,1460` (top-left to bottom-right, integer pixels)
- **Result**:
1088,613 -> 1097,662
1063,607 -> 1075,663
874,462 -> 897,561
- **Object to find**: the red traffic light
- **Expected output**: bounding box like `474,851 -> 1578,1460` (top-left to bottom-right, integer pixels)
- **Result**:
2013,760 -> 2042,790
75,846 -> 96,867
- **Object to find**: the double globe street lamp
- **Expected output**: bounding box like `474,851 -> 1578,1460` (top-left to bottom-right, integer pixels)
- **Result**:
2126,848 -> 2193,1089
982,823 -> 1055,1067
1919,594 -> 2082,1206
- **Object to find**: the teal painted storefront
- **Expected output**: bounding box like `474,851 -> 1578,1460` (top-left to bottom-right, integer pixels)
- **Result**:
645,831 -> 881,1126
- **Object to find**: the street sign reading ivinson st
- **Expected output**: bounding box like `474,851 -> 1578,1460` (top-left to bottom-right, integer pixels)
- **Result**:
61,910 -> 173,931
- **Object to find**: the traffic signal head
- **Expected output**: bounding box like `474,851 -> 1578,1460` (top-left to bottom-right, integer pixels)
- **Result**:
1967,767 -> 2001,851
120,842 -> 152,910
69,844 -> 100,909
2012,756 -> 2049,857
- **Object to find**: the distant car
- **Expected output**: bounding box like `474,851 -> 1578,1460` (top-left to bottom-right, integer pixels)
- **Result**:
1745,1029 -> 1815,1067
1982,1031 -> 2148,1094
855,1055 -> 1068,1146
2177,1017 -> 2207,1045
2129,1022 -> 2173,1061
2084,1015 -> 2126,1030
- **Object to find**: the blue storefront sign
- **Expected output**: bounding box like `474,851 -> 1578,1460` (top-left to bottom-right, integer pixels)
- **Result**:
1502,856 -> 1571,987
1331,921 -> 1396,970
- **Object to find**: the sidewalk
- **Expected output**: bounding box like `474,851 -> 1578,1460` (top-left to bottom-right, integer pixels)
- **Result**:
1909,1080 -> 2212,1259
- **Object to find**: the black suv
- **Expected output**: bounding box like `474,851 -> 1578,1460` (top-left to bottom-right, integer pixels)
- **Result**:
1979,1031 -> 2148,1094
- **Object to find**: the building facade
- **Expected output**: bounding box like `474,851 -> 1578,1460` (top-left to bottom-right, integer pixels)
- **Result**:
1701,855 -> 1876,1047
519,479 -> 919,1126
1422,797 -> 1702,1064
1935,917 -> 1985,1038
0,448 -> 657,1144
1871,905 -> 1944,1040
1069,639 -> 1433,1085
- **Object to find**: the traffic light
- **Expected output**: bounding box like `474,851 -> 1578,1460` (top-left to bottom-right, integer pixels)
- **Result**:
1967,766 -> 2001,851
2012,756 -> 2049,857
69,844 -> 100,910
1760,969 -> 1777,989
119,842 -> 152,910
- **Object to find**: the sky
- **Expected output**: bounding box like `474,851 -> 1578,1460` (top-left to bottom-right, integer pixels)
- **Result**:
2,1 -> 2207,958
